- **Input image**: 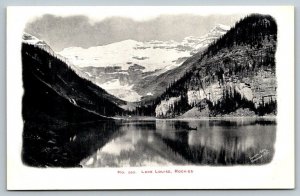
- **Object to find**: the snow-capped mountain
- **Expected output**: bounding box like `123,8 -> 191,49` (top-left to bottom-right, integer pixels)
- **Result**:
59,24 -> 230,72
57,24 -> 230,102
183,24 -> 230,55
23,33 -> 54,54
59,39 -> 190,72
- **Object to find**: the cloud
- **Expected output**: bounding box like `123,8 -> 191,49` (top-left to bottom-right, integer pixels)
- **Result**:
25,14 -> 243,51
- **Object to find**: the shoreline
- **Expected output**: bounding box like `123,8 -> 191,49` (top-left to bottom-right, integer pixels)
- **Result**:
113,115 -> 276,121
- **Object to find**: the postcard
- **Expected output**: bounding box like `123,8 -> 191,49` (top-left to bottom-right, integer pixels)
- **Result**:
7,6 -> 294,190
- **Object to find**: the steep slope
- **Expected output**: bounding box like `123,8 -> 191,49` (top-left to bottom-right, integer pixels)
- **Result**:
22,34 -> 126,123
133,24 -> 231,99
134,14 -> 277,118
134,51 -> 204,100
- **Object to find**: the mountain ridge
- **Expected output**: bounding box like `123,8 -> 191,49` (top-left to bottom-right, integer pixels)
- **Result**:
58,24 -> 230,102
133,14 -> 277,118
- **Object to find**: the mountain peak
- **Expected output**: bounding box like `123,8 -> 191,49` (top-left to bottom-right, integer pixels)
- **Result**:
210,24 -> 230,32
206,24 -> 230,38
22,32 -> 47,46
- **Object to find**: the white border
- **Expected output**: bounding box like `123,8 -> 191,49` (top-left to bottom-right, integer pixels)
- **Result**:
7,6 -> 295,190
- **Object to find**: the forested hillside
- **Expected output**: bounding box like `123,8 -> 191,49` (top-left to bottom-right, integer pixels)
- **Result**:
133,14 -> 277,118
22,43 -> 126,124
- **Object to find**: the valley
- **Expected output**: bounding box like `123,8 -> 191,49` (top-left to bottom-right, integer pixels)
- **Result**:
22,14 -> 277,122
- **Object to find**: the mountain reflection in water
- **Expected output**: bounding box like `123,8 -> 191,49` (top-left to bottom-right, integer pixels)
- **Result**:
22,118 -> 276,167
80,118 -> 276,167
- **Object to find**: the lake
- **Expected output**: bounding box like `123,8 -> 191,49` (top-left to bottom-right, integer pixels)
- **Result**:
22,118 -> 276,167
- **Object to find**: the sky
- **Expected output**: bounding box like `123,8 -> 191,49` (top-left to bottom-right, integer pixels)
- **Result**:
24,8 -> 244,51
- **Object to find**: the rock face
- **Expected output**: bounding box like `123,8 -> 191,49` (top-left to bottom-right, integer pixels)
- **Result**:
155,74 -> 276,118
156,70 -> 276,117
187,83 -> 224,106
187,81 -> 256,106
155,97 -> 181,117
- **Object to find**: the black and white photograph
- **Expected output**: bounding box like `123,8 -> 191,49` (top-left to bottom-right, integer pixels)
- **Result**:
7,6 -> 294,190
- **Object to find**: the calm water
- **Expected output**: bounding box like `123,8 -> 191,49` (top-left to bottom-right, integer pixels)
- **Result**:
22,118 -> 276,167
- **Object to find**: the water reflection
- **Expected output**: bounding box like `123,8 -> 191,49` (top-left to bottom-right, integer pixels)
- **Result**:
80,118 -> 276,167
155,119 -> 276,165
81,121 -> 187,167
22,118 -> 276,167
22,120 -> 121,167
